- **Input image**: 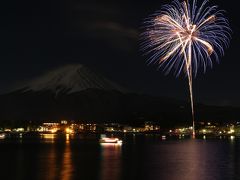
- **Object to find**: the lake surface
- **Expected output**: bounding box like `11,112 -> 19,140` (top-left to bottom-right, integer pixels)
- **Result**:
0,134 -> 239,180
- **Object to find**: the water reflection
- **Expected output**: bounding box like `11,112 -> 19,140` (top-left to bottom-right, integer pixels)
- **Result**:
60,135 -> 73,180
41,133 -> 56,143
0,136 -> 240,180
39,134 -> 73,179
147,139 -> 240,180
100,143 -> 122,180
44,143 -> 57,179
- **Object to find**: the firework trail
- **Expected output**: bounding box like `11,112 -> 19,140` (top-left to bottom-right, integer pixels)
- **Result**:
141,0 -> 231,137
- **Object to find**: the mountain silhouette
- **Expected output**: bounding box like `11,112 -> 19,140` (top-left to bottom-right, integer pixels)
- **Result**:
0,64 -> 239,127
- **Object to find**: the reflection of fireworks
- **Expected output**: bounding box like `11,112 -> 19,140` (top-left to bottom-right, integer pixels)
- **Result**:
141,0 -> 231,137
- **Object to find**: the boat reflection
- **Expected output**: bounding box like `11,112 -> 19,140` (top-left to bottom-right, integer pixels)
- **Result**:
100,139 -> 122,180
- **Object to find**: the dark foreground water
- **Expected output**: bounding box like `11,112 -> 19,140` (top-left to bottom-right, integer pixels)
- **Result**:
0,135 -> 240,180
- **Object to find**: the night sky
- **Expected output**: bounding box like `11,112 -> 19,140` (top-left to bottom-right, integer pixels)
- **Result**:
1,0 -> 239,106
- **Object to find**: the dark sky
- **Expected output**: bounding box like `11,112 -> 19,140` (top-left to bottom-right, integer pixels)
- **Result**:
1,0 -> 239,106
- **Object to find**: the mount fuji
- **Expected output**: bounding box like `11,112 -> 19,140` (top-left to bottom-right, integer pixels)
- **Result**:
19,64 -> 126,95
0,64 -> 185,126
0,64 -> 239,127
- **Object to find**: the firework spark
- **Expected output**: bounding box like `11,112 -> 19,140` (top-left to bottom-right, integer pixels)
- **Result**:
141,0 -> 231,137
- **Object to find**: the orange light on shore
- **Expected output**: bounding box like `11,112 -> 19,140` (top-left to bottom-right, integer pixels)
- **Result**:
65,128 -> 73,134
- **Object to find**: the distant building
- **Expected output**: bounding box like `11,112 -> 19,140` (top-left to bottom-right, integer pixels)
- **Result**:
144,121 -> 160,132
61,120 -> 68,125
38,122 -> 60,133
123,126 -> 132,132
79,123 -> 97,132
235,122 -> 240,136
104,123 -> 122,132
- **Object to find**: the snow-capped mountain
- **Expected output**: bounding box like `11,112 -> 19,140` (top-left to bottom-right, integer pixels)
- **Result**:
21,64 -> 126,94
0,64 -> 238,126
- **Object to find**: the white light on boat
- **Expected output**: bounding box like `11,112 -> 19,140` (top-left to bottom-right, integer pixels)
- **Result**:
100,137 -> 123,145
0,133 -> 5,139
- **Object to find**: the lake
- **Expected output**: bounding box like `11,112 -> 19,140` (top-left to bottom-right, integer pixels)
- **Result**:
0,134 -> 239,180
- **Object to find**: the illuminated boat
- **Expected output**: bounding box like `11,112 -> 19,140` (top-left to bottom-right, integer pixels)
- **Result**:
99,137 -> 122,144
161,135 -> 166,140
0,133 -> 6,139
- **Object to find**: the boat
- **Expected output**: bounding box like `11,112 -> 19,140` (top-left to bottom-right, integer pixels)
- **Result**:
99,135 -> 122,144
161,135 -> 166,140
0,133 -> 6,139
100,137 -> 122,143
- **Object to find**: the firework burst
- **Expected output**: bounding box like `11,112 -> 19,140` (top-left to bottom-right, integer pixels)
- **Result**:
141,0 -> 231,137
